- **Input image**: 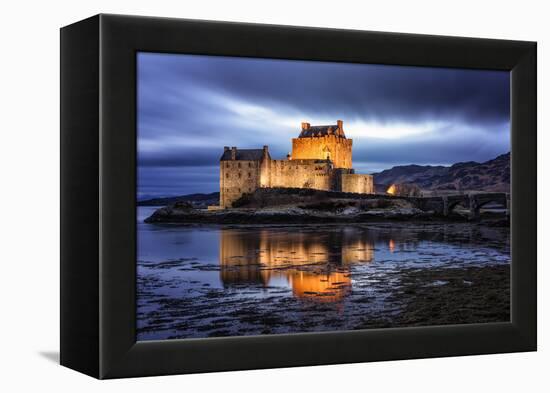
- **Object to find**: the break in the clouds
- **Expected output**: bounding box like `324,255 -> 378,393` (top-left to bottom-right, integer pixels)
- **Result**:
137,52 -> 510,198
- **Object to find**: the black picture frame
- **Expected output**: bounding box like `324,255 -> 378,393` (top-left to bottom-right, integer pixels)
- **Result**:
60,14 -> 537,379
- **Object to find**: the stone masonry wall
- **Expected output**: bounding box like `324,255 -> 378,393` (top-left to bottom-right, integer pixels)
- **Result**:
331,168 -> 354,192
291,135 -> 352,169
220,160 -> 261,208
268,159 -> 333,191
341,173 -> 374,194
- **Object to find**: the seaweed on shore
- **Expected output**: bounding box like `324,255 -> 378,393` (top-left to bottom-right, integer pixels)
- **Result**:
388,265 -> 510,326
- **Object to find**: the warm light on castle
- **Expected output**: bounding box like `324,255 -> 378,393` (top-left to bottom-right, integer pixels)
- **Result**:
218,120 -> 374,208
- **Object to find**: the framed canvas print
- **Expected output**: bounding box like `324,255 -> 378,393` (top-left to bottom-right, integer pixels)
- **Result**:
60,14 -> 536,379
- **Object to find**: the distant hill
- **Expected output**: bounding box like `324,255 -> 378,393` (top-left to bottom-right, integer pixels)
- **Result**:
372,153 -> 510,193
138,192 -> 219,207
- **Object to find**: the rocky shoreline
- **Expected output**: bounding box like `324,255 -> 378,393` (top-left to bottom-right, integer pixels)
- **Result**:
137,260 -> 510,339
144,204 -> 508,225
144,205 -> 437,224
143,188 -> 508,225
361,264 -> 510,328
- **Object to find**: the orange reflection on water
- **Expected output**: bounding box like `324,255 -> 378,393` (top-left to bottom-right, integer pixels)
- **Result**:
389,238 -> 395,253
219,229 -> 373,303
289,270 -> 351,302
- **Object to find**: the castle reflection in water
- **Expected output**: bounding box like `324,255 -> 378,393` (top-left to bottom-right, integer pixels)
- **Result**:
219,227 -> 384,303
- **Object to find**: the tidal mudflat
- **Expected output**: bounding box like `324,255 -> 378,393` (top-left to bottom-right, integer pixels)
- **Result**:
137,207 -> 510,341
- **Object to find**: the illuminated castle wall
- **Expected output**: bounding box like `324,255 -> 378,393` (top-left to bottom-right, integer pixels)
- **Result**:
219,120 -> 374,208
291,120 -> 352,169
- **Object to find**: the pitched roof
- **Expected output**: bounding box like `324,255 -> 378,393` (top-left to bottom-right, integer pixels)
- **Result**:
220,148 -> 265,161
299,125 -> 346,138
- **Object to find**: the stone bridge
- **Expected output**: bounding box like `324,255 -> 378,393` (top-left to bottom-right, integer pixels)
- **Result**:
409,193 -> 509,219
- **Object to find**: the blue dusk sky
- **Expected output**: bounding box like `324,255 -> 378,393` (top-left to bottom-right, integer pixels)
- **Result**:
137,52 -> 510,199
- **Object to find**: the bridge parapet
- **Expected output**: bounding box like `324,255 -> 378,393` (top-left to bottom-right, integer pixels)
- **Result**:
407,193 -> 509,219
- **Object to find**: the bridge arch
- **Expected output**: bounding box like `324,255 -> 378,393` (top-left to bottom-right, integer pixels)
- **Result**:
442,195 -> 469,217
469,193 -> 509,219
447,199 -> 470,217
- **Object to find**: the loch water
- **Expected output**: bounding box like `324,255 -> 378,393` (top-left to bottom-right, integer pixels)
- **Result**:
137,206 -> 510,340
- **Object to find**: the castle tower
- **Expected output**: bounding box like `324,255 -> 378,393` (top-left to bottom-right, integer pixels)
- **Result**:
219,146 -> 269,208
291,120 -> 352,169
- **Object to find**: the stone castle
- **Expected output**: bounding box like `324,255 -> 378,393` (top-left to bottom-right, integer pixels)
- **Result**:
219,120 -> 374,208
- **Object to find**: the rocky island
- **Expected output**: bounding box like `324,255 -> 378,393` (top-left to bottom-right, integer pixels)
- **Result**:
143,187 -> 508,225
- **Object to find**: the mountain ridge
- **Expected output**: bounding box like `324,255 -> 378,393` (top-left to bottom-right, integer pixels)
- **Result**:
372,152 -> 510,193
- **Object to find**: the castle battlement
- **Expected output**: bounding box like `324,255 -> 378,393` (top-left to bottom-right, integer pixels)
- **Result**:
219,120 -> 372,208
291,120 -> 352,169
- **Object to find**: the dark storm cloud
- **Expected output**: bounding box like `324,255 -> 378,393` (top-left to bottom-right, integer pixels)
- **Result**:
137,52 -> 510,197
139,53 -> 509,125
139,147 -> 222,167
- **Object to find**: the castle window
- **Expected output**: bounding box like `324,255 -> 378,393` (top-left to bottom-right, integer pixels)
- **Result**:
238,163 -> 241,168
248,162 -> 252,168
226,173 -> 229,179
248,172 -> 251,178
238,172 -> 242,179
